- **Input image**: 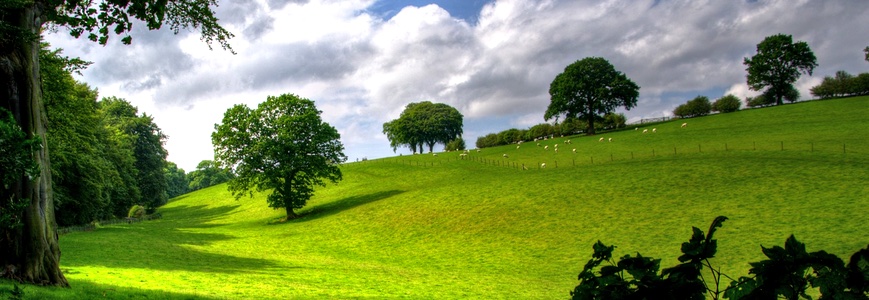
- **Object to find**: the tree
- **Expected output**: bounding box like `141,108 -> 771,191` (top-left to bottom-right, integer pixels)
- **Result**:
186,160 -> 233,191
545,57 -> 640,135
382,101 -> 463,153
711,94 -> 741,113
212,94 -> 346,220
674,96 -> 712,118
1,0 -> 232,285
744,34 -> 818,106
164,162 -> 188,199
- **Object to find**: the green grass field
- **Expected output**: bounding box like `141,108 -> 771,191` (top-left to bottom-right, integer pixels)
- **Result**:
3,97 -> 868,299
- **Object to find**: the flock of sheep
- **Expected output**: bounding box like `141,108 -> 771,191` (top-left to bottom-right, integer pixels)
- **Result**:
444,122 -> 689,169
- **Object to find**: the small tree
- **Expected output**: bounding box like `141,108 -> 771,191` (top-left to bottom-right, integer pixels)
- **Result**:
444,138 -> 466,152
546,57 -> 640,135
673,96 -> 712,118
383,101 -> 463,153
744,34 -> 818,105
712,94 -> 741,113
747,94 -> 774,108
212,94 -> 346,220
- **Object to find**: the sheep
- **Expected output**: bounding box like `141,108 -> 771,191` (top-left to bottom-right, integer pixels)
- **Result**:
566,139 -> 571,144
540,163 -> 546,168
433,153 -> 438,156
544,145 -> 549,150
599,137 -> 604,142
516,145 -> 520,149
681,123 -> 687,128
554,148 -> 558,153
653,128 -> 657,133
572,148 -> 577,153
503,154 -> 509,158
554,144 -> 558,148
643,129 -> 648,133
537,143 -> 541,147
459,153 -> 467,158
608,138 -> 612,142
476,149 -> 481,152
635,127 -> 638,131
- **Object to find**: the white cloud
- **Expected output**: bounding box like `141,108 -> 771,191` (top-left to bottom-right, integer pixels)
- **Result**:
43,0 -> 869,170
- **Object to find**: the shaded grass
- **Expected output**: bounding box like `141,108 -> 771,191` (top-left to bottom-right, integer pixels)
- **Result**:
3,97 -> 867,299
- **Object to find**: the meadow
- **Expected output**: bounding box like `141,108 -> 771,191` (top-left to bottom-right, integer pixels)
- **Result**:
3,96 -> 868,299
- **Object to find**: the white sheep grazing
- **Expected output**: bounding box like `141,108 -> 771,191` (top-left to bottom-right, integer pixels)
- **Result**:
554,148 -> 558,153
554,144 -> 558,148
433,153 -> 438,156
635,127 -> 638,131
536,143 -> 541,147
608,138 -> 612,142
540,163 -> 546,168
653,128 -> 657,133
572,148 -> 577,153
566,139 -> 571,144
643,129 -> 648,133
599,137 -> 604,142
476,149 -> 481,152
516,145 -> 520,149
503,154 -> 509,158
544,145 -> 549,150
681,123 -> 687,128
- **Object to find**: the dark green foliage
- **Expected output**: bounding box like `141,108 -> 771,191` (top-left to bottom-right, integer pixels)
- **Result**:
0,108 -> 41,230
811,71 -> 869,99
383,101 -> 463,153
546,57 -> 640,135
212,94 -> 346,219
602,113 -> 626,130
747,94 -> 774,108
712,95 -> 742,113
744,34 -> 818,105
164,162 -> 188,198
444,138 -> 466,152
674,96 -> 712,118
186,160 -> 233,191
572,216 -> 869,299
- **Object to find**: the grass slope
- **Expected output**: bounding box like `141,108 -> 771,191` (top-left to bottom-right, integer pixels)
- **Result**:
4,97 -> 868,299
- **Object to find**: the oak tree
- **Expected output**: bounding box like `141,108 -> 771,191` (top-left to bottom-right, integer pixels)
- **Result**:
744,34 -> 817,106
212,94 -> 346,220
545,57 -> 639,135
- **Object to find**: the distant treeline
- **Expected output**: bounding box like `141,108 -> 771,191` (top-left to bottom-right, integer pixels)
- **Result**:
810,71 -> 869,99
475,114 -> 626,149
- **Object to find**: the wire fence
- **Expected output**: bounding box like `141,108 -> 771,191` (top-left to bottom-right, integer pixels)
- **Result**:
367,140 -> 864,171
58,213 -> 163,235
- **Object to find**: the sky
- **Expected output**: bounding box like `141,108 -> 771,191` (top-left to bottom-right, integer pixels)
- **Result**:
44,0 -> 869,171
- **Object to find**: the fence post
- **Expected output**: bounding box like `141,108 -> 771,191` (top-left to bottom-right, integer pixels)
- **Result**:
754,142 -> 756,150
698,144 -> 701,153
781,141 -> 784,151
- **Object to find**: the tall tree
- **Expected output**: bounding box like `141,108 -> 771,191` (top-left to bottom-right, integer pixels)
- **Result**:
212,94 -> 346,220
545,57 -> 639,135
382,101 -> 463,153
1,0 -> 232,285
744,34 -> 818,106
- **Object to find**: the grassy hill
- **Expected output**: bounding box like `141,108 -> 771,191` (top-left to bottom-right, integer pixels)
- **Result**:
5,97 -> 868,299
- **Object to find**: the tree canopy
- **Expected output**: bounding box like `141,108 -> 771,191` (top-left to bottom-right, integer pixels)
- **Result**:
545,57 -> 639,135
382,101 -> 463,153
186,160 -> 233,191
212,94 -> 346,220
744,34 -> 817,106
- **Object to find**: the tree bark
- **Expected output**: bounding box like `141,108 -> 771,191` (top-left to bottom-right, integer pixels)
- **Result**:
0,3 -> 69,286
285,206 -> 298,220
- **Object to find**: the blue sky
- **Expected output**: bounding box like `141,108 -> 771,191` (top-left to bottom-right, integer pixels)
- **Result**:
45,0 -> 869,170
368,0 -> 493,24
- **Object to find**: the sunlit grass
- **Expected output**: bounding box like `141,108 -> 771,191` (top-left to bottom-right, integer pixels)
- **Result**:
2,96 -> 867,299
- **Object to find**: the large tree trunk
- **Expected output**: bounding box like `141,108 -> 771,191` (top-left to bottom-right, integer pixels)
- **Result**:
0,3 -> 69,287
285,206 -> 298,220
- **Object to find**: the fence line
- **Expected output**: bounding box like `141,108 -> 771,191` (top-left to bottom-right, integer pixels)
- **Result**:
58,213 -> 163,235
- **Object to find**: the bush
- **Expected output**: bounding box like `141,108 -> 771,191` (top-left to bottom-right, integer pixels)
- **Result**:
602,113 -> 626,130
747,94 -> 774,108
571,216 -> 869,299
712,94 -> 741,113
673,96 -> 712,118
127,205 -> 145,219
444,138 -> 466,152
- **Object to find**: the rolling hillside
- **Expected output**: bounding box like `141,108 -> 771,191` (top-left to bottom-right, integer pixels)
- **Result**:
7,96 -> 868,299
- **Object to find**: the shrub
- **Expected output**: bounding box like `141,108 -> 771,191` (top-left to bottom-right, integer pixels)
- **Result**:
712,94 -> 742,113
127,205 -> 145,219
747,94 -> 774,108
571,216 -> 869,299
673,96 -> 712,118
602,113 -> 626,130
444,138 -> 466,152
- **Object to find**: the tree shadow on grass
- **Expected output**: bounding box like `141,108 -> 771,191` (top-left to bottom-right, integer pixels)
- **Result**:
270,190 -> 404,224
61,204 -> 284,275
